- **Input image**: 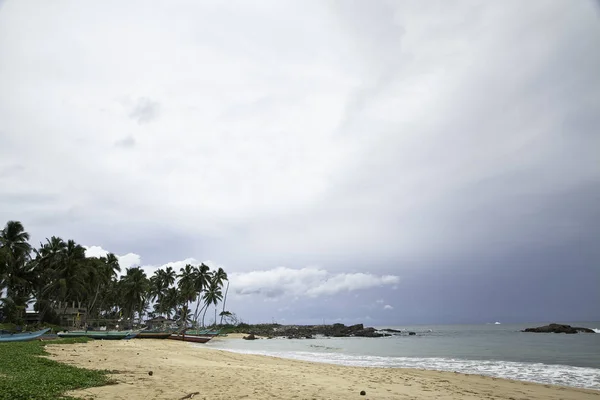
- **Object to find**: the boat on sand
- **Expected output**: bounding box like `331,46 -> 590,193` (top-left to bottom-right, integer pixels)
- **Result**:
168,333 -> 213,343
0,328 -> 51,343
57,330 -> 139,340
136,330 -> 172,339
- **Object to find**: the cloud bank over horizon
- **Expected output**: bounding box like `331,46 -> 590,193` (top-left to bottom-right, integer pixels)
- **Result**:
2,0 -> 599,323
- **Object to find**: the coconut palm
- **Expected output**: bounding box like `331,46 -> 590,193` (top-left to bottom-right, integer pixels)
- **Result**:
0,221 -> 32,297
177,264 -> 197,305
120,267 -> 149,326
192,263 -> 211,325
212,267 -> 229,325
201,276 -> 223,327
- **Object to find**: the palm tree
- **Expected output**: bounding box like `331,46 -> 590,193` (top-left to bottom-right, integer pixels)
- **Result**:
120,267 -> 149,327
0,221 -> 33,323
201,276 -> 223,327
160,287 -> 180,319
0,221 -> 32,296
149,266 -> 176,309
212,267 -> 229,325
86,254 -> 121,322
177,264 -> 197,303
192,263 -> 211,325
45,239 -> 89,316
0,221 -> 31,258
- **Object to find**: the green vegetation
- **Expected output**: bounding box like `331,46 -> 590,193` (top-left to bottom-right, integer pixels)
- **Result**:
0,338 -> 109,400
0,220 -> 231,329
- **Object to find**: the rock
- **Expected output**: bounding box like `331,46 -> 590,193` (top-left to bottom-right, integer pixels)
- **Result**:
360,390 -> 366,396
381,328 -> 403,333
522,323 -> 595,334
408,332 -> 416,336
148,371 -> 153,376
243,333 -> 256,340
353,327 -> 388,338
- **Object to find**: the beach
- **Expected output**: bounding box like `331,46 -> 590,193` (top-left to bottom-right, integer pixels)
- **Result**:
46,339 -> 599,400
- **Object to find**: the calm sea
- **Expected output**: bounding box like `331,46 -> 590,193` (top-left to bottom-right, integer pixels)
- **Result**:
202,322 -> 600,390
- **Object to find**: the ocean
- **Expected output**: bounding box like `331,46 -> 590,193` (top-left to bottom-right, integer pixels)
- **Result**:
202,322 -> 600,390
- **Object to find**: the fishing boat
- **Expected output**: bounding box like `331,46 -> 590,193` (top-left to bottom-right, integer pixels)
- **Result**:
0,328 -> 51,343
168,333 -> 213,343
136,330 -> 172,339
183,328 -> 221,337
57,330 -> 139,340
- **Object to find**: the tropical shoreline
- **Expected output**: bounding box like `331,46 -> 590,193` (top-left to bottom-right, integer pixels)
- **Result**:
47,339 -> 599,400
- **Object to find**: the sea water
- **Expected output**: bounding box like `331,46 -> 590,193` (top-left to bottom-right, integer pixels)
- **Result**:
202,322 -> 600,390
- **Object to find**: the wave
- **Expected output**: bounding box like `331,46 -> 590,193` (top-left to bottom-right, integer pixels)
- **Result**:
211,348 -> 600,390
592,328 -> 600,334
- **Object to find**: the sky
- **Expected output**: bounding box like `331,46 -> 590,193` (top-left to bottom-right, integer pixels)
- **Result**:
1,0 -> 599,325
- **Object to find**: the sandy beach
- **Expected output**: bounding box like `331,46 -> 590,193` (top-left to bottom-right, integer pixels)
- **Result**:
45,339 -> 599,400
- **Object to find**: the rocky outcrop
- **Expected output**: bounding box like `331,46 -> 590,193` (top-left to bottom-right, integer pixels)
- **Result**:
238,323 -> 393,338
243,333 -> 257,340
522,323 -> 595,334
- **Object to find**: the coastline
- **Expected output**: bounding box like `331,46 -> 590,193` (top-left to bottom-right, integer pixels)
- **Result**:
46,340 -> 599,400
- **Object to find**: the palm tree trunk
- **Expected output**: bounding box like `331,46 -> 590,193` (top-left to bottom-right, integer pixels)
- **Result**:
88,283 -> 101,317
201,304 -> 210,328
220,281 -> 229,325
193,297 -> 202,326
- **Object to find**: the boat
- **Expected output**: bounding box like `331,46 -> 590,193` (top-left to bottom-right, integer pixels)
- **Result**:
168,333 -> 213,343
180,328 -> 221,337
0,328 -> 51,343
57,330 -> 139,340
136,330 -> 172,339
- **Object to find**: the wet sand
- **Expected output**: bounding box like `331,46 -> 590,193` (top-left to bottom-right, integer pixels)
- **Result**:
46,339 -> 599,400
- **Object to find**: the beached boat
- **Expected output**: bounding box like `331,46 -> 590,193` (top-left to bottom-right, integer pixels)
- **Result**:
0,328 -> 51,343
57,330 -> 139,340
136,331 -> 172,339
183,329 -> 221,337
168,333 -> 212,343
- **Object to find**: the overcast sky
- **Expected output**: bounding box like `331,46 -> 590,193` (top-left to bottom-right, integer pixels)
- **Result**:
1,0 -> 599,325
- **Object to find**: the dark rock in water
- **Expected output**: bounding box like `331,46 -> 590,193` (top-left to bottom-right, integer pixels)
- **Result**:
522,323 -> 595,334
148,371 -> 153,376
381,328 -> 403,333
408,332 -> 416,336
354,327 -> 389,338
243,333 -> 257,340
360,390 -> 366,395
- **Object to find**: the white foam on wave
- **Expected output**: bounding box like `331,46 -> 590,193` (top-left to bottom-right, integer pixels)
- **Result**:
592,328 -> 600,334
208,347 -> 600,390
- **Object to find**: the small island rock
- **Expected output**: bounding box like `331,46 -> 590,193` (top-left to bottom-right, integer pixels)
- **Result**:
522,323 -> 594,334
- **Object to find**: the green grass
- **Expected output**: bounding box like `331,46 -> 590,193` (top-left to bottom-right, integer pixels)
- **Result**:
0,338 -> 111,400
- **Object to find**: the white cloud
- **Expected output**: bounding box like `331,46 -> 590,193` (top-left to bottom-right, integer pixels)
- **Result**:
383,304 -> 393,310
231,267 -> 399,299
84,245 -> 141,270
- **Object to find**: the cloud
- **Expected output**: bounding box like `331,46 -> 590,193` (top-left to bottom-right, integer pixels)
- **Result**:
383,304 -> 393,310
128,97 -> 160,124
84,246 -> 141,270
114,135 -> 136,148
375,299 -> 384,304
0,1 -> 599,323
231,267 -> 399,299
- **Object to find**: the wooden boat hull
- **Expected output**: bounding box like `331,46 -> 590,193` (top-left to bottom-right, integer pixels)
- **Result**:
57,331 -> 137,340
0,328 -> 50,343
169,334 -> 212,343
136,332 -> 172,339
183,329 -> 221,337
